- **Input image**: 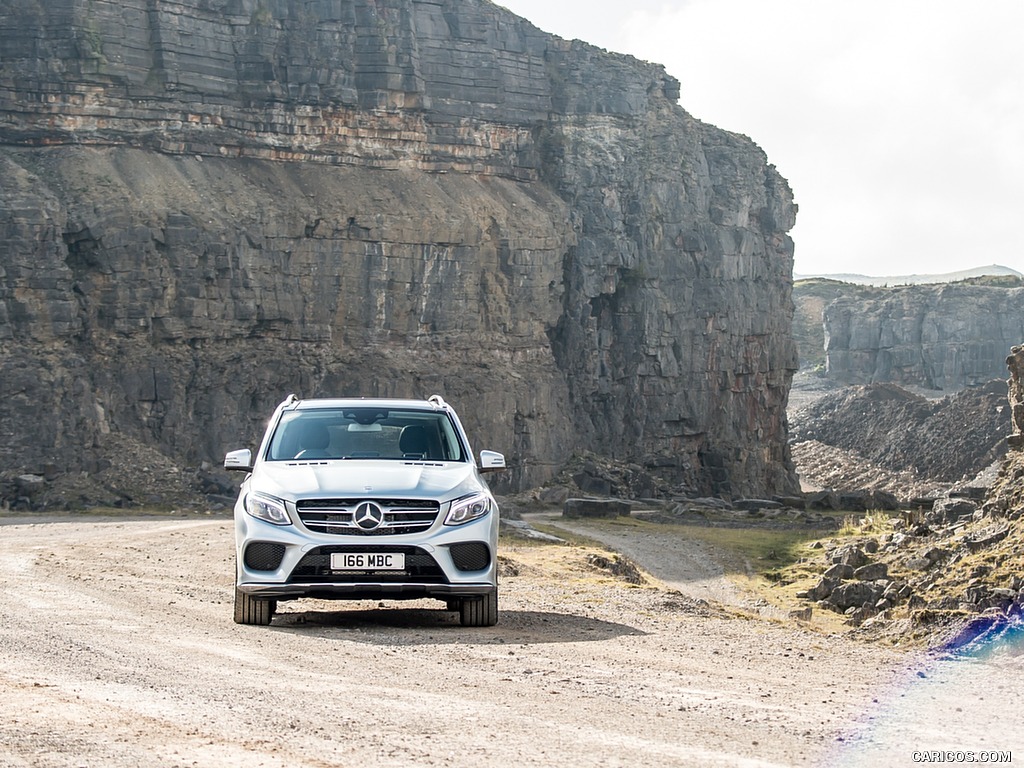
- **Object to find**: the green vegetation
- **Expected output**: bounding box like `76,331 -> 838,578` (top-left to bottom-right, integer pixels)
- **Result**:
957,274 -> 1024,288
837,509 -> 897,536
531,515 -> 829,580
252,4 -> 274,26
519,522 -> 605,549
675,523 -> 831,580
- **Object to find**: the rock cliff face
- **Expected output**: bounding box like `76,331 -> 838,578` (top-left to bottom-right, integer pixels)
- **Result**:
984,346 -> 1024,516
0,0 -> 799,504
823,282 -> 1024,390
1008,346 -> 1024,441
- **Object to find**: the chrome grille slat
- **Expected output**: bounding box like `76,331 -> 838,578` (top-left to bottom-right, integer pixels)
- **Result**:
296,498 -> 441,536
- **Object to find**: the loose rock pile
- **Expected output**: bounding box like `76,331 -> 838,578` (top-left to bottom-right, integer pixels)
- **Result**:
798,538 -> 906,626
508,452 -> 839,529
0,433 -> 227,511
790,380 -> 1010,502
792,494 -> 1024,642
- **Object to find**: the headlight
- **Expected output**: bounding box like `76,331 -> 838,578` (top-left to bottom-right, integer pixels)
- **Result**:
445,493 -> 491,526
245,493 -> 291,526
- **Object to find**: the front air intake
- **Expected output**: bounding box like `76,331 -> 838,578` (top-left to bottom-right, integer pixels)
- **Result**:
244,541 -> 286,571
450,542 -> 491,572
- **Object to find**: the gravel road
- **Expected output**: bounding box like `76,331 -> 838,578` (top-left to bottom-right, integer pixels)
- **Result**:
0,514 -> 911,767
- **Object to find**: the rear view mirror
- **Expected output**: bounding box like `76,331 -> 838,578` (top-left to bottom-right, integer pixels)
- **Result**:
224,448 -> 253,472
347,423 -> 382,432
479,450 -> 506,473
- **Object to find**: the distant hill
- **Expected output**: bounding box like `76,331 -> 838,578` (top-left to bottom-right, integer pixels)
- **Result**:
795,264 -> 1022,286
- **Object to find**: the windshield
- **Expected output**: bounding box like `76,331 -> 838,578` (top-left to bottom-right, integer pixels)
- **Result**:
265,407 -> 467,462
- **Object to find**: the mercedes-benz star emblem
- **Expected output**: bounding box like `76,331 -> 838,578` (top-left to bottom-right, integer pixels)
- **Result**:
353,501 -> 385,531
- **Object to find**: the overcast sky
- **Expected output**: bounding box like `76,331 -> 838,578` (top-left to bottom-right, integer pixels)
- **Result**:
495,0 -> 1023,278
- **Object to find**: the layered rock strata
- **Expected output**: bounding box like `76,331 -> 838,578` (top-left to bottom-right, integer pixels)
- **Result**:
823,283 -> 1024,390
0,0 -> 798,503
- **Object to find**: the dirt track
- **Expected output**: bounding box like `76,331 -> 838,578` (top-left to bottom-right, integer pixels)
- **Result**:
0,514 -> 913,767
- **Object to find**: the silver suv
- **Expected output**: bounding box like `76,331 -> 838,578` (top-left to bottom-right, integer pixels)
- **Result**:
224,395 -> 505,627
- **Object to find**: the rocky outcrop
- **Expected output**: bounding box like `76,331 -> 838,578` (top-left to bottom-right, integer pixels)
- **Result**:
983,346 -> 1024,516
0,0 -> 798,506
1008,346 -> 1024,441
788,344 -> 1024,646
822,282 -> 1024,390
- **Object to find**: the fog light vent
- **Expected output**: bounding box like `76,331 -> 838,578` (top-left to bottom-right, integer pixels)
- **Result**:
450,542 -> 490,572
244,542 -> 286,571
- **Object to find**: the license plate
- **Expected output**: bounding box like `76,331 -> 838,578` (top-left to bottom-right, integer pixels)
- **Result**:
330,552 -> 406,571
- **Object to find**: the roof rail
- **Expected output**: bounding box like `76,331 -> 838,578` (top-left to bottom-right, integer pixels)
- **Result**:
427,394 -> 447,409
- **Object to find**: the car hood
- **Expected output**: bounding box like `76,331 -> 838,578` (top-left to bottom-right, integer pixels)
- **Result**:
249,460 -> 484,503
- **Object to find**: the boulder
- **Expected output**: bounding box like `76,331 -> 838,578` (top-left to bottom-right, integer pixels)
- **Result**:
830,581 -> 885,611
563,498 -> 631,519
853,562 -> 889,581
538,486 -> 571,506
838,491 -> 875,512
823,563 -> 854,581
805,491 -> 840,510
15,474 -> 45,497
829,545 -> 868,569
734,498 -> 784,511
929,497 -> 978,525
797,577 -> 836,602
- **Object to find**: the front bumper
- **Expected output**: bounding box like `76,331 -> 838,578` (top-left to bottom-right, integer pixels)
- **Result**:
235,501 -> 498,602
238,582 -> 496,600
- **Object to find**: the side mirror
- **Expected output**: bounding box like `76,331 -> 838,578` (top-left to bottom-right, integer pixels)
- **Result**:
478,450 -> 506,473
224,448 -> 253,472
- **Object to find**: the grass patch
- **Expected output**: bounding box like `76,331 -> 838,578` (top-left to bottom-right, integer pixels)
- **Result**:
837,509 -> 896,536
539,514 -> 828,580
672,524 -> 829,579
526,521 -> 608,548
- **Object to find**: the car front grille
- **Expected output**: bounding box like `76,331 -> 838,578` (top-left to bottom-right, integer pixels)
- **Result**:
296,498 -> 441,536
288,545 -> 448,584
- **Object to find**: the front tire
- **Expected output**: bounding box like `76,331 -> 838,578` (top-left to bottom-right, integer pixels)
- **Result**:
233,587 -> 276,625
459,588 -> 498,627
